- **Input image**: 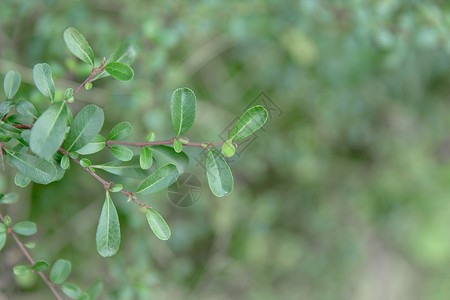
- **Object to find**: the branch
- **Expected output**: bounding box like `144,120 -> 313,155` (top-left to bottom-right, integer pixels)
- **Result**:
72,58 -> 106,97
0,212 -> 63,300
58,148 -> 151,209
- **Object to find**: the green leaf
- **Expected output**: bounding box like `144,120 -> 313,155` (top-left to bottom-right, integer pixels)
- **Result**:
93,42 -> 136,81
32,63 -> 55,102
96,191 -> 121,257
110,184 -> 123,193
12,221 -> 37,236
64,88 -> 74,100
145,209 -> 171,240
78,294 -> 90,300
61,283 -> 81,299
0,193 -> 18,204
29,101 -> 68,160
173,138 -> 182,153
85,82 -> 93,90
206,149 -> 234,197
50,259 -> 71,285
136,164 -> 179,195
63,27 -> 95,67
15,99 -> 38,119
0,224 -> 6,233
76,134 -> 105,155
7,151 -> 58,184
170,87 -> 196,136
80,158 -> 92,168
151,145 -> 189,173
24,242 -> 36,249
92,156 -> 147,179
229,105 -> 268,140
60,155 -> 70,170
139,147 -> 153,169
0,99 -> 15,118
145,131 -> 155,142
104,62 -> 134,81
107,121 -> 132,141
86,279 -> 103,299
4,216 -> 11,227
32,260 -> 49,272
222,139 -> 236,157
110,146 -> 133,161
0,232 -> 6,251
64,104 -> 104,151
13,265 -> 29,277
3,70 -> 21,99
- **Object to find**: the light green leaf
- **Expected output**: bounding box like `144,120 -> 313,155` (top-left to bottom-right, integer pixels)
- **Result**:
173,138 -> 182,153
7,152 -> 58,184
12,221 -> 37,236
145,131 -> 155,142
32,260 -> 49,272
110,146 -> 133,161
0,232 -> 6,251
222,139 -> 236,157
93,42 -> 136,81
76,134 -> 105,155
32,63 -> 55,101
110,184 -> 123,193
171,87 -> 196,136
145,209 -> 171,240
107,121 -> 132,141
96,191 -> 121,257
151,145 -> 189,173
64,105 -> 104,151
24,242 -> 35,249
80,158 -> 91,168
0,99 -> 15,118
29,101 -> 68,160
139,147 -> 153,169
78,294 -> 90,300
92,156 -> 147,179
229,105 -> 268,140
4,70 -> 21,99
13,265 -> 29,277
206,149 -> 234,197
60,155 -> 70,170
15,99 -> 38,119
86,279 -> 103,299
0,193 -> 18,204
61,283 -> 81,299
0,224 -> 6,233
4,216 -> 11,227
104,62 -> 134,81
50,259 -> 71,285
64,88 -> 74,100
63,27 -> 95,66
136,164 -> 179,195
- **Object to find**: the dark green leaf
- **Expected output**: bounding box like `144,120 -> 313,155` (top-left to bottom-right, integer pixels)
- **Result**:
145,209 -> 171,240
92,156 -> 147,179
63,27 -> 95,66
7,151 -> 58,184
12,221 -> 37,236
61,283 -> 81,299
139,147 -> 153,169
86,279 -> 103,299
222,139 -> 236,157
229,105 -> 268,140
170,87 -> 196,136
3,70 -> 21,99
32,260 -> 49,272
32,63 -> 55,101
50,259 -> 71,285
136,164 -> 179,195
104,62 -> 134,81
0,232 -> 6,251
13,265 -> 29,277
151,145 -> 189,173
96,191 -> 121,257
29,101 -> 68,160
206,149 -> 234,197
0,99 -> 15,118
15,99 -> 38,119
0,193 -> 18,204
110,146 -> 133,161
76,134 -> 105,155
64,105 -> 104,151
107,121 -> 132,141
173,139 -> 182,153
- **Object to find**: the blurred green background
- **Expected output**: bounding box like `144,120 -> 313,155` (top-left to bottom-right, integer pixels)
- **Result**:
2,0 -> 450,299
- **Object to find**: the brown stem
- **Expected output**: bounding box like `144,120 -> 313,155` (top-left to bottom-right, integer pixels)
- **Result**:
73,59 -> 106,96
58,148 -> 151,209
0,212 -> 63,300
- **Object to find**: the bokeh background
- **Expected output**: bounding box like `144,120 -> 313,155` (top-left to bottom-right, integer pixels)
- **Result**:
1,0 -> 450,299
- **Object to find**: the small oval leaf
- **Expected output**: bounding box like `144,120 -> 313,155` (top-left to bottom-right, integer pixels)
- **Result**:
3,70 -> 21,99
107,121 -> 132,141
63,27 -> 95,66
32,63 -> 55,101
110,146 -> 133,161
104,62 -> 134,81
0,193 -> 18,204
229,105 -> 268,140
32,260 -> 49,272
222,139 -> 236,157
206,149 -> 234,197
173,139 -> 182,153
61,283 -> 81,299
170,87 -> 196,136
96,192 -> 121,257
12,221 -> 37,236
76,134 -> 105,155
50,259 -> 71,285
140,147 -> 153,169
136,164 -> 179,195
145,209 -> 171,240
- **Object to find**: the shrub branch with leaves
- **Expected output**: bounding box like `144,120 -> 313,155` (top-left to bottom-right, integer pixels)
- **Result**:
0,27 -> 267,299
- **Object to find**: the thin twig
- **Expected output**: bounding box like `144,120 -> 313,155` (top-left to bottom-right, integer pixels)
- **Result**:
0,212 -> 63,300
